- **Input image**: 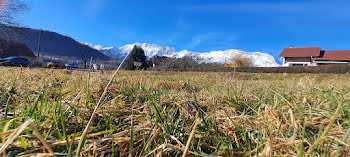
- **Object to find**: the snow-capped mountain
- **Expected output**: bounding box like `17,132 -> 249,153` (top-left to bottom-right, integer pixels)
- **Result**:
84,42 -> 281,67
90,42 -> 176,60
173,49 -> 280,67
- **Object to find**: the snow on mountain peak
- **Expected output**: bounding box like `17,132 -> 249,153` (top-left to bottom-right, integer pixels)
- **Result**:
84,42 -> 280,67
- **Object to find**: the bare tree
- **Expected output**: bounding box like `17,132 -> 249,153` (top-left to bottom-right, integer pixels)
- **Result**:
0,0 -> 29,40
0,0 -> 29,26
227,55 -> 253,67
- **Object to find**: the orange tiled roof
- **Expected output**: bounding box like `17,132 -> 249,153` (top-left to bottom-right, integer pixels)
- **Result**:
313,50 -> 350,60
279,47 -> 321,57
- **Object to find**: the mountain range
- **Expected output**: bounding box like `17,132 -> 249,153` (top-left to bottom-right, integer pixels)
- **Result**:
0,25 -> 109,60
86,42 -> 281,67
0,25 -> 280,67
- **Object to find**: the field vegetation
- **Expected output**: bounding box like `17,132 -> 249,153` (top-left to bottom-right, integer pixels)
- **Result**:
226,55 -> 253,68
0,67 -> 349,156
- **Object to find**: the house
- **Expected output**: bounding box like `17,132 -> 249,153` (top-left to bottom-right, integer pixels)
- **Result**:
312,50 -> 350,65
279,46 -> 350,66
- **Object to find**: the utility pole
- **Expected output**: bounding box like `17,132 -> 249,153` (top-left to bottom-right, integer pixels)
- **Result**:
81,45 -> 87,69
89,57 -> 93,71
36,29 -> 42,65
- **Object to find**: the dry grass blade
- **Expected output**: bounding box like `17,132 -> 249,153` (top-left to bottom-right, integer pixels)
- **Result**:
0,129 -> 15,138
0,119 -> 55,156
75,52 -> 130,156
169,135 -> 185,148
64,87 -> 85,113
304,103 -> 341,156
145,143 -> 166,156
335,126 -> 350,157
245,142 -> 266,156
145,143 -> 204,157
93,141 -> 97,157
143,127 -> 161,151
0,119 -> 32,154
182,118 -> 201,157
17,153 -> 56,157
1,118 -> 16,157
29,121 -> 55,155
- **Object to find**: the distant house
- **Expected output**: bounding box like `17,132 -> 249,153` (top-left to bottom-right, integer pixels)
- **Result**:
279,47 -> 350,66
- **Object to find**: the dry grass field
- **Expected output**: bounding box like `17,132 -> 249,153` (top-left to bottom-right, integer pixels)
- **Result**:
0,67 -> 349,156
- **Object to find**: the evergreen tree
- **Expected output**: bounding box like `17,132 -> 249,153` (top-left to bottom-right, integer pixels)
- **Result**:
125,45 -> 149,70
125,45 -> 137,70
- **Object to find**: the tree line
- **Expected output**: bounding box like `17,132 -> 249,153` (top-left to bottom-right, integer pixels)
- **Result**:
125,45 -> 253,71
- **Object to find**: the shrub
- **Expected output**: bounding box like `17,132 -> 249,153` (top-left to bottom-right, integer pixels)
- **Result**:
208,65 -> 350,74
227,55 -> 252,67
151,56 -> 199,71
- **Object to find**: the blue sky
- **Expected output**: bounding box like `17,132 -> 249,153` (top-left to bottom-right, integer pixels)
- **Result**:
18,0 -> 350,57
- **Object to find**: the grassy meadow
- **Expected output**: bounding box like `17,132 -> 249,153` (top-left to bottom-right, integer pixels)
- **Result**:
0,67 -> 349,156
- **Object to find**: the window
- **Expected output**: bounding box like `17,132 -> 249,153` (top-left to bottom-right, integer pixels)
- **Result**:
291,64 -> 307,66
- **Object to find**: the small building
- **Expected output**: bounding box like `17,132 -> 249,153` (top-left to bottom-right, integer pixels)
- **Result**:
279,46 -> 350,66
92,64 -> 98,70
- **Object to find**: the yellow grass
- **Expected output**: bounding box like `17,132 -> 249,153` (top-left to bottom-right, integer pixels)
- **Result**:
0,67 -> 349,156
